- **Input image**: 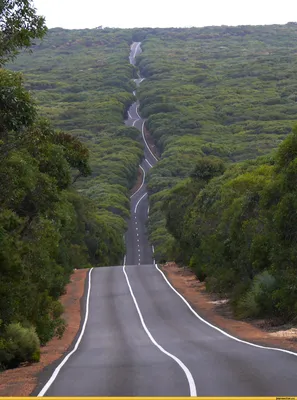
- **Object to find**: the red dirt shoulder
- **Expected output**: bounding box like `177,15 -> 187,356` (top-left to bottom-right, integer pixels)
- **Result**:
0,268 -> 88,397
162,262 -> 297,352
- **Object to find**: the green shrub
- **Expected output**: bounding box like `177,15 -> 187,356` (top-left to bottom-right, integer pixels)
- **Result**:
236,271 -> 276,318
1,323 -> 40,369
189,255 -> 207,282
36,299 -> 66,345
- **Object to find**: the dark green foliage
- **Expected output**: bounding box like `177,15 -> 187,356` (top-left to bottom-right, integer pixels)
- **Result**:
0,322 -> 40,370
8,28 -> 143,267
162,127 -> 297,321
136,26 -> 297,322
0,19 -> 142,369
0,0 -> 47,65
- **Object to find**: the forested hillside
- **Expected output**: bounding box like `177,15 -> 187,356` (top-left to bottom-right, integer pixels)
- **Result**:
3,13 -> 297,371
0,4 -> 141,370
9,28 -> 144,265
135,25 -> 297,321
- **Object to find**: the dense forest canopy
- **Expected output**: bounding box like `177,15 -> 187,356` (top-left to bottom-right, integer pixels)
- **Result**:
133,25 -> 297,322
0,8 -> 143,370
6,27 -> 146,267
3,17 -> 297,370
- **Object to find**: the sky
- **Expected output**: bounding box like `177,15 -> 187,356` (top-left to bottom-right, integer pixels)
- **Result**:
34,0 -> 297,29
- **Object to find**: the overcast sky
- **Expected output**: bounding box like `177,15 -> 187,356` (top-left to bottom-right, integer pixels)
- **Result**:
34,0 -> 297,29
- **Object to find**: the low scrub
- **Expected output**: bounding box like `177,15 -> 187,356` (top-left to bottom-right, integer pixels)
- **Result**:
0,322 -> 40,370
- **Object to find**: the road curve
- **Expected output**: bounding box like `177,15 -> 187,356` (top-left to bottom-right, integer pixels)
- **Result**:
34,42 -> 297,397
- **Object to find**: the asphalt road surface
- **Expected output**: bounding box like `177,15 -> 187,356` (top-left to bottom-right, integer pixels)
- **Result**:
35,42 -> 297,397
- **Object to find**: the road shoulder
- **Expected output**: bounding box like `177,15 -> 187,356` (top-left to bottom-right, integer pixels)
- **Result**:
0,268 -> 88,396
161,262 -> 297,352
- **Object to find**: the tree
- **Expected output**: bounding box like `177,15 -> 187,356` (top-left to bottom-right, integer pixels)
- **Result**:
0,0 -> 47,64
0,68 -> 36,141
190,157 -> 225,183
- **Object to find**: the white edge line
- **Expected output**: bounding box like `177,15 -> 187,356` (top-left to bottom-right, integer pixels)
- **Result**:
134,192 -> 147,213
128,111 -> 132,119
133,42 -> 141,59
145,158 -> 153,168
128,42 -> 195,394
152,245 -> 155,253
38,268 -> 94,396
135,105 -> 141,119
130,165 -> 145,199
154,263 -> 297,358
132,119 -> 138,127
141,120 -> 158,162
39,43 -> 149,397
123,261 -> 197,396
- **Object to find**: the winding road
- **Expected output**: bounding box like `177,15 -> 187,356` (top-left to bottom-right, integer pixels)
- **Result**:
34,42 -> 297,397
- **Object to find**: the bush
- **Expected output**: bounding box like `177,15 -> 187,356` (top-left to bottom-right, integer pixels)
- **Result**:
236,271 -> 277,318
36,299 -> 66,345
0,323 -> 40,369
189,255 -> 207,282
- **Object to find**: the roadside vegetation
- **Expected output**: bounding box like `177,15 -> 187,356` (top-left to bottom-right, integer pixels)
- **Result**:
3,7 -> 297,371
135,25 -> 297,322
0,2 -> 142,370
8,27 -> 144,265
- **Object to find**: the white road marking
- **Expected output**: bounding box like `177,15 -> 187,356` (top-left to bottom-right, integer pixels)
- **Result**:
37,268 -> 94,396
154,262 -> 297,358
123,261 -> 197,396
133,42 -> 141,59
136,105 -> 141,119
128,111 -> 132,119
152,245 -> 155,253
132,119 -> 138,127
133,91 -> 136,96
141,121 -> 158,162
130,165 -> 146,199
134,193 -> 147,213
145,158 -> 153,168
138,249 -> 140,252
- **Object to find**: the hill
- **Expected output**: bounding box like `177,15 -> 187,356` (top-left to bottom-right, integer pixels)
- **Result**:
134,25 -> 297,321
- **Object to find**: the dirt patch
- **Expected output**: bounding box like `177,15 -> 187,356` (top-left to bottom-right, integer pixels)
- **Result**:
0,268 -> 88,396
143,126 -> 161,160
130,166 -> 143,196
162,262 -> 297,352
269,328 -> 297,339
